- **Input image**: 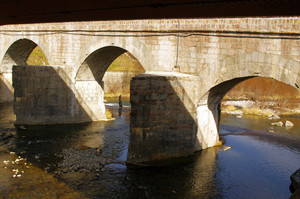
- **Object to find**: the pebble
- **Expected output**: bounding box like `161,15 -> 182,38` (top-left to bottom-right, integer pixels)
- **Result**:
271,121 -> 283,127
57,148 -> 109,174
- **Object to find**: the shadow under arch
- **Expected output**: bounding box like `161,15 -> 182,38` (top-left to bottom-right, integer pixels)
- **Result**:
206,76 -> 254,129
0,39 -> 49,103
1,39 -> 37,72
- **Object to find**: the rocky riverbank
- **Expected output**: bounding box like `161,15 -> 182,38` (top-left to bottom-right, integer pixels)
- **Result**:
222,99 -> 300,117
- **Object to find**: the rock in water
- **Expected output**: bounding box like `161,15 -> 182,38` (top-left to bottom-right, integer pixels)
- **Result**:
271,121 -> 283,127
18,125 -> 26,130
285,120 -> 294,127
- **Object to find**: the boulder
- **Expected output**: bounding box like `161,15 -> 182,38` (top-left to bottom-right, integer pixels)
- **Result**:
290,169 -> 300,199
268,114 -> 280,120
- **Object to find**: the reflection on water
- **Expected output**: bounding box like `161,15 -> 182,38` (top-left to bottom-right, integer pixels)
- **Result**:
0,102 -> 299,198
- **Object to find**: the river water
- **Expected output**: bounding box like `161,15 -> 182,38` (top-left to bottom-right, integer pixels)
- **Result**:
0,102 -> 299,198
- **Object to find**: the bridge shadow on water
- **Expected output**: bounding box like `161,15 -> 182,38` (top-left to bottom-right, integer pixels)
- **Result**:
3,68 -> 224,198
8,105 -> 220,199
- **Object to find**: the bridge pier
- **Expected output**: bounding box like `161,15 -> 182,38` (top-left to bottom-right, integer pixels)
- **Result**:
13,65 -> 106,125
127,72 -> 220,163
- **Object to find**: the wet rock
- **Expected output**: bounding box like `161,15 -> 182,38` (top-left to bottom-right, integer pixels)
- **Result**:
290,168 -> 300,199
271,121 -> 283,127
18,125 -> 26,130
291,169 -> 300,191
1,132 -> 13,140
285,120 -> 294,127
268,114 -> 280,120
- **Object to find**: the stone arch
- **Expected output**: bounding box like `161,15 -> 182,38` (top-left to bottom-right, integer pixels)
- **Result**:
75,46 -> 127,83
0,37 -> 50,73
195,52 -> 300,150
0,38 -> 50,102
74,37 -> 157,79
215,52 -> 300,91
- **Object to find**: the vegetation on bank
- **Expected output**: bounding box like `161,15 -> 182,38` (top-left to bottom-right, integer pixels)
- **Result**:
106,53 -> 145,73
222,77 -> 300,116
221,104 -> 300,117
26,46 -> 49,65
224,77 -> 300,101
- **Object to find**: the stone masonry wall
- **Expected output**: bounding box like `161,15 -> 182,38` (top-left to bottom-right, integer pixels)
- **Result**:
0,18 -> 299,86
13,65 -> 106,125
0,18 -> 298,104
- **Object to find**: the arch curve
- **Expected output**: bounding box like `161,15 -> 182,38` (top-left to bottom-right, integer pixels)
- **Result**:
74,37 -> 157,79
215,52 -> 300,91
0,37 -> 50,73
195,53 -> 300,150
75,46 -> 127,83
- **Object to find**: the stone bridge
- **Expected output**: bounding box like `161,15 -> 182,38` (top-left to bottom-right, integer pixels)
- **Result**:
0,17 -> 299,163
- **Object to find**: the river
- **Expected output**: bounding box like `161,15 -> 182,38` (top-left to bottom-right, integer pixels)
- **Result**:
0,102 -> 299,198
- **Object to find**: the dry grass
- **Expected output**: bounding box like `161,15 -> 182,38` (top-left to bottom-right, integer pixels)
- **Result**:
223,77 -> 300,116
105,108 -> 113,119
222,104 -> 275,117
26,46 -> 49,65
242,107 -> 274,117
223,105 -> 238,112
107,52 -> 145,73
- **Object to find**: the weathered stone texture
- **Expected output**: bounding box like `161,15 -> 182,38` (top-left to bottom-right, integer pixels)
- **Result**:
128,72 -> 205,163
